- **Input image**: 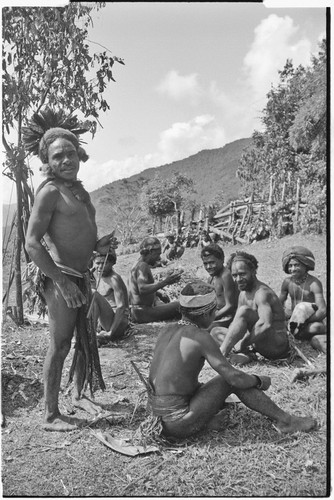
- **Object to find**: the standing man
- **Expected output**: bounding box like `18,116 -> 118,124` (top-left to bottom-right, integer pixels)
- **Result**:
201,244 -> 239,331
128,236 -> 183,323
215,251 -> 289,365
24,118 -> 117,431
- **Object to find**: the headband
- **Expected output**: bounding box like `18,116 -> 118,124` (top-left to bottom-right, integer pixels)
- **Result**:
282,246 -> 315,273
180,290 -> 216,309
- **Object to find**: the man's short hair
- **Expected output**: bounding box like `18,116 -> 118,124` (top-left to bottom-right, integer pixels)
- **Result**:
94,249 -> 117,266
201,243 -> 224,262
227,251 -> 258,271
139,236 -> 161,256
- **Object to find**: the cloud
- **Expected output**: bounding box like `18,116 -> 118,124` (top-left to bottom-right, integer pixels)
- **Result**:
157,115 -> 225,163
156,70 -> 202,102
80,154 -> 158,192
206,14 -> 317,141
78,115 -> 226,192
243,14 -> 312,101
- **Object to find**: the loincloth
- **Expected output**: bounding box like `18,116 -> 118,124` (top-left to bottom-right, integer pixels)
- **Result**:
133,387 -> 193,446
148,393 -> 190,422
23,261 -> 105,394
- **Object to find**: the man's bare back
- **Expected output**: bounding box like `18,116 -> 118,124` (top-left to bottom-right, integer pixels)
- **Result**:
150,324 -> 206,396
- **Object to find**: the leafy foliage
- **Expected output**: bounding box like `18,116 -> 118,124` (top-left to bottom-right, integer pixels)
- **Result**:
237,40 -> 327,234
97,178 -> 148,245
2,4 -> 124,143
2,4 -> 124,323
141,172 -> 195,227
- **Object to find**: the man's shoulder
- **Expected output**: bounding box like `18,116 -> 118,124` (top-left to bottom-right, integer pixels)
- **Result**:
254,281 -> 276,299
33,180 -> 61,208
110,271 -> 126,286
308,274 -> 323,288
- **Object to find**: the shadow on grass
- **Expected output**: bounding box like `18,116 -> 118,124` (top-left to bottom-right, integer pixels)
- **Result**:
2,371 -> 43,419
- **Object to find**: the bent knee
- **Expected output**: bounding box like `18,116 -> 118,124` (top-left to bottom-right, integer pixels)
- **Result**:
236,305 -> 255,318
307,322 -> 326,335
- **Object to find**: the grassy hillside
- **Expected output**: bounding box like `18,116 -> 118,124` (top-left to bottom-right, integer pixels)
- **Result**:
91,137 -> 251,236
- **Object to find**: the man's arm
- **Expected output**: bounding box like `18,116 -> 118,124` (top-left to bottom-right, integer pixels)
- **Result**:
136,265 -> 182,295
279,278 -> 289,305
201,334 -> 271,390
25,186 -> 86,308
109,275 -> 129,334
309,280 -> 327,322
215,272 -> 238,319
253,289 -> 274,336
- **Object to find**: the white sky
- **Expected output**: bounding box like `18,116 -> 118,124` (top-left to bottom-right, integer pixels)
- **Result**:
1,2 -> 327,204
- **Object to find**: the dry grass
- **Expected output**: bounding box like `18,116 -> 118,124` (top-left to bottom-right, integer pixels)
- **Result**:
1,233 -> 328,496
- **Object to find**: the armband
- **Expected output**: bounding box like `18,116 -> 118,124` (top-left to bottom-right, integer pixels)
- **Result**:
253,374 -> 264,390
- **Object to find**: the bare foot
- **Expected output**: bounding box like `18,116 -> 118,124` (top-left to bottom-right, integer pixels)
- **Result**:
310,335 -> 326,354
274,415 -> 317,434
73,395 -> 103,415
97,331 -> 112,347
207,410 -> 230,430
43,414 -> 87,432
229,353 -> 252,366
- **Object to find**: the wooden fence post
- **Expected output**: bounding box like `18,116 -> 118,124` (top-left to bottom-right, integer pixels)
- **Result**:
294,177 -> 301,233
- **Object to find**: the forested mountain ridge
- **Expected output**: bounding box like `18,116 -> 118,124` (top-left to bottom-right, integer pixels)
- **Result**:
90,137 -> 251,234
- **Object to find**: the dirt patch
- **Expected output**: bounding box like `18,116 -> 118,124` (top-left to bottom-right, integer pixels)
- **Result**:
2,233 -> 328,496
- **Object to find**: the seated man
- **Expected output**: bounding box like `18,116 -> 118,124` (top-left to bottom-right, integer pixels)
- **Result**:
201,243 -> 239,330
128,236 -> 183,323
213,251 -> 290,365
160,233 -> 179,265
280,246 -> 327,353
147,280 -> 316,439
91,250 -> 130,344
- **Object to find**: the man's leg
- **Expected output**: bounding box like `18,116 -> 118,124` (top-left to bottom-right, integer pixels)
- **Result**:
310,334 -> 326,353
163,376 -> 316,438
210,326 -> 229,346
162,375 -> 232,438
43,279 -> 86,431
233,387 -> 316,433
220,306 -> 257,357
131,302 -> 180,323
92,293 -> 115,332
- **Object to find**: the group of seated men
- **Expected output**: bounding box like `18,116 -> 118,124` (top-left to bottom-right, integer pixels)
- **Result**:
92,238 -> 327,360
88,238 -> 325,440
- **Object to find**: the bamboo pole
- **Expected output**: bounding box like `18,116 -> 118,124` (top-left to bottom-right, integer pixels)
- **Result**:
294,177 -> 301,233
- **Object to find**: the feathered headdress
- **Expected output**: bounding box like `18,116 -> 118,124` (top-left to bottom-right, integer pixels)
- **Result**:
22,108 -> 91,163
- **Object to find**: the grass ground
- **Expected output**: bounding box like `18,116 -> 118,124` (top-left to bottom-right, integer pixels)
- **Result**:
1,233 -> 329,496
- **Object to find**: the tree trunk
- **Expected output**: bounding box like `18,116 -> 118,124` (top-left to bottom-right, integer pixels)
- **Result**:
15,173 -> 24,325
